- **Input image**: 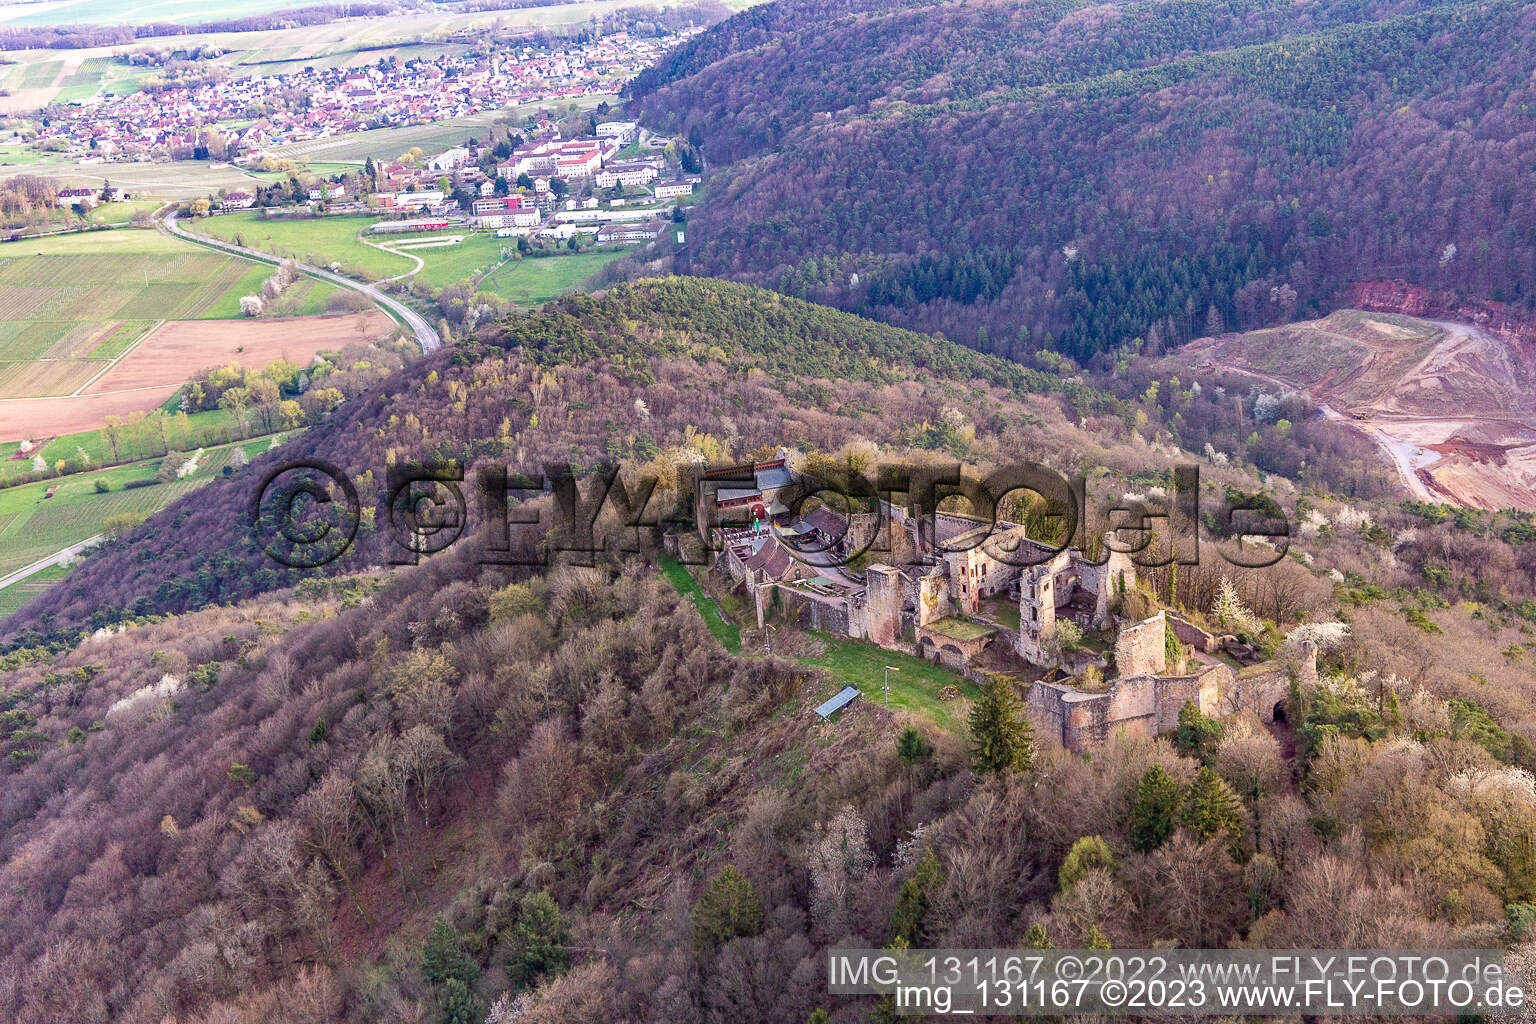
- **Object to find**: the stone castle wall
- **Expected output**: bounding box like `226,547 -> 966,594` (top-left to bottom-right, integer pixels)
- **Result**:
1225,641 -> 1318,721
865,564 -> 902,647
1027,663 -> 1228,752
1114,611 -> 1167,677
1167,613 -> 1218,654
774,586 -> 851,635
1028,641 -> 1319,753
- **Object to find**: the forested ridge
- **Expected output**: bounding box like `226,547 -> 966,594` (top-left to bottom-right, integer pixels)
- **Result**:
632,0 -> 1536,363
1,269 -> 1536,1021
0,278 -> 1534,1023
0,278 -> 1100,649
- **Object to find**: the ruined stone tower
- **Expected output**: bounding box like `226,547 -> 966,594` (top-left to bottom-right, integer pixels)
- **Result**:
1016,560 -> 1058,665
1114,610 -> 1168,677
865,564 -> 903,647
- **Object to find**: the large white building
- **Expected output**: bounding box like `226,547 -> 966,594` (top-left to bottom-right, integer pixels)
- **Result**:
654,178 -> 699,199
595,160 -> 659,189
595,120 -> 639,145
472,194 -> 541,229
498,137 -> 620,180
427,147 -> 471,172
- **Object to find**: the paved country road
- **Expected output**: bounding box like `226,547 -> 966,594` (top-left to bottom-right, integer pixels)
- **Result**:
0,535 -> 102,595
1,216 -> 444,612
160,208 -> 441,353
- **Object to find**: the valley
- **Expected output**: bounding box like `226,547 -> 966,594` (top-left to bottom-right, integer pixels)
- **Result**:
0,0 -> 1535,1021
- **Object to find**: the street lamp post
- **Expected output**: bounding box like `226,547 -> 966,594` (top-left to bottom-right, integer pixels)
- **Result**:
883,665 -> 899,707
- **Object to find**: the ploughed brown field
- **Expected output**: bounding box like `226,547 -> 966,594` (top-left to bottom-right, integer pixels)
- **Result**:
0,311 -> 393,441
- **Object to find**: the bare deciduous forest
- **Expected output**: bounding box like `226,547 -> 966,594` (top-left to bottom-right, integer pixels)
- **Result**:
4,0 -> 1536,1018
0,277 -> 1534,1022
632,0 -> 1536,363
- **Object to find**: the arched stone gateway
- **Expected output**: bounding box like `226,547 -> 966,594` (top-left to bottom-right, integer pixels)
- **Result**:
915,618 -> 996,670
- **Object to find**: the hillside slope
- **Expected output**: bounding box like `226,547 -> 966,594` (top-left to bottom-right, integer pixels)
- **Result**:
2,275 -> 1536,1022
0,275 -> 1535,1024
0,277 -> 1092,647
1183,308 -> 1536,509
633,0 -> 1536,363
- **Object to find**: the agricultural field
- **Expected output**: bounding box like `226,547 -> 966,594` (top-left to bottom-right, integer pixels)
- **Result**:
0,435 -> 280,582
0,227 -> 338,400
479,249 -> 628,306
87,199 -> 162,224
233,41 -> 472,77
266,101 -> 601,164
14,59 -> 62,89
0,53 -> 150,110
0,52 -> 133,111
0,308 -> 392,440
0,0 -> 316,28
84,312 -> 389,393
0,562 -> 68,620
3,159 -> 265,200
0,138 -> 48,167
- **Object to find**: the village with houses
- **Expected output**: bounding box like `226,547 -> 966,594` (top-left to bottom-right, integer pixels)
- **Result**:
199,113 -> 700,258
334,119 -> 700,243
24,28 -> 699,165
684,451 -> 1318,753
0,13 -> 712,358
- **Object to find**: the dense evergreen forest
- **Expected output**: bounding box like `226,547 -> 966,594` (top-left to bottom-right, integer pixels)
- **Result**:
630,0 -> 1536,363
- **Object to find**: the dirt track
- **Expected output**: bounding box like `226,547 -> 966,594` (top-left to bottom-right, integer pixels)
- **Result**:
0,311 -> 393,442
1187,312 -> 1536,511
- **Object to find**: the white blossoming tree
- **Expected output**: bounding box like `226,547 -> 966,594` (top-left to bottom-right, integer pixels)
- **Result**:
1213,577 -> 1263,639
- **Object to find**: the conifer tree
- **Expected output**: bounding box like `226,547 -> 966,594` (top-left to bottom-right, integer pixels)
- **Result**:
1181,765 -> 1246,846
897,725 -> 933,767
692,865 -> 764,951
504,891 -> 571,991
890,847 -> 943,945
1130,764 -> 1180,852
422,916 -> 479,990
969,677 -> 1034,774
439,978 -> 484,1024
